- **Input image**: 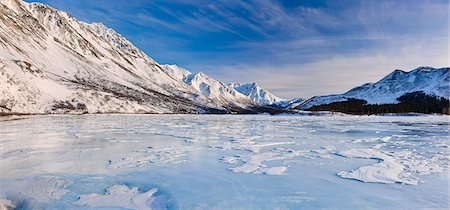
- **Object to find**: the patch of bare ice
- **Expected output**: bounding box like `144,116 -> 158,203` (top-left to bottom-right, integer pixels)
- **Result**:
272,192 -> 316,204
19,176 -> 72,202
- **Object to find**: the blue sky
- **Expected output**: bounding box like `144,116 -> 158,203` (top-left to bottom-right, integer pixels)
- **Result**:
25,0 -> 449,98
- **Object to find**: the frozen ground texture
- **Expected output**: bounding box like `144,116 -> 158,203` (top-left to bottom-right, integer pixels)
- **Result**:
75,185 -> 166,210
0,115 -> 448,209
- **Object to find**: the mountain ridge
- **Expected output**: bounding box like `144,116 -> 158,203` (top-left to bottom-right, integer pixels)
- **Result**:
297,66 -> 450,110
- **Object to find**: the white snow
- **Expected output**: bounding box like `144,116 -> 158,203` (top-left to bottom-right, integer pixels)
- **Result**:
75,185 -> 165,210
107,146 -> 196,169
161,64 -> 192,81
336,148 -> 418,185
229,82 -> 285,105
224,150 -> 301,175
0,115 -> 448,209
184,72 -> 252,106
298,67 -> 450,109
272,98 -> 305,108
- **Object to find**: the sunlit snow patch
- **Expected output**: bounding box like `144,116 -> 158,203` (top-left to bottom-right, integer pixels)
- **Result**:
221,148 -> 304,175
75,185 -> 166,210
336,148 -> 430,185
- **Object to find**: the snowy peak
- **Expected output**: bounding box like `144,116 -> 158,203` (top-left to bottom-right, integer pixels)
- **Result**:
229,82 -> 285,105
298,67 -> 450,109
184,72 -> 250,105
160,64 -> 253,107
345,67 -> 449,99
162,64 -> 288,107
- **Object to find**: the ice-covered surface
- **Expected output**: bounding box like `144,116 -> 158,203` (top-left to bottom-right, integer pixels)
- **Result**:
75,185 -> 165,209
336,148 -> 419,185
0,115 -> 449,209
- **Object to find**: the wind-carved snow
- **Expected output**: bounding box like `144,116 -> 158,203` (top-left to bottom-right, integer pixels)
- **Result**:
0,115 -> 449,208
211,136 -> 303,175
221,149 -> 303,175
336,131 -> 448,185
75,185 -> 166,210
336,148 -> 418,185
107,146 -> 197,169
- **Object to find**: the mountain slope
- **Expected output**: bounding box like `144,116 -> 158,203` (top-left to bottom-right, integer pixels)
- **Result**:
298,67 -> 450,109
0,0 -> 255,114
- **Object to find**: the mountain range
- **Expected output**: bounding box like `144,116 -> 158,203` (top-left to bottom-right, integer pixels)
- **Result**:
0,0 -> 276,114
0,0 -> 448,115
298,66 -> 449,110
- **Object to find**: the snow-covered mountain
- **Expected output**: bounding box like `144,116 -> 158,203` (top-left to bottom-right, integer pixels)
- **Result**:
272,98 -> 305,108
0,0 -> 257,114
162,64 -> 252,108
228,82 -> 305,108
229,82 -> 285,105
298,67 -> 450,109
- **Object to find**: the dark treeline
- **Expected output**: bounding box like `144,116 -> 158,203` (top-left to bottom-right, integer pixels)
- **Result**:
307,92 -> 450,115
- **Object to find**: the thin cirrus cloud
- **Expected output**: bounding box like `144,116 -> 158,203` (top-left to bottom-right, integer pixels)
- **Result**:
25,0 -> 449,98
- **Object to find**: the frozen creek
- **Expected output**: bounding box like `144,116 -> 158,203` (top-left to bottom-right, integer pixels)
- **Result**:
0,114 -> 448,209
